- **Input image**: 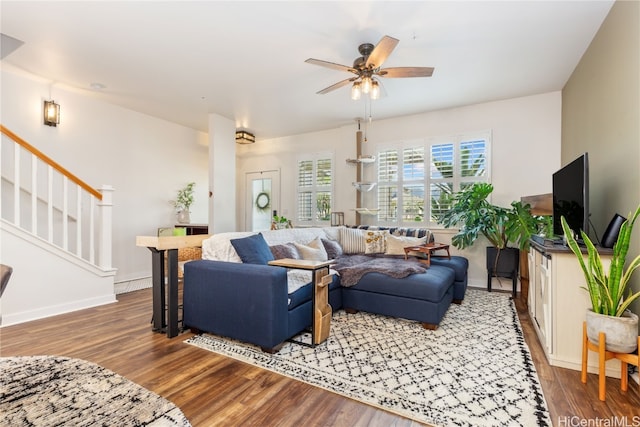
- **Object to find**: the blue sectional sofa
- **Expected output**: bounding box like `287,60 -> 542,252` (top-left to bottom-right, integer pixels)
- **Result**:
183,226 -> 468,353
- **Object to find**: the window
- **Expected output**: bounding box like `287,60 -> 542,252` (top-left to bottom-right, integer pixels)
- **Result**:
297,153 -> 333,224
377,132 -> 490,226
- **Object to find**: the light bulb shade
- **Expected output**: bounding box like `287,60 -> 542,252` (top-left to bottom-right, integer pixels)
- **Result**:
370,81 -> 380,100
351,82 -> 362,100
235,130 -> 255,144
362,76 -> 372,94
43,100 -> 60,127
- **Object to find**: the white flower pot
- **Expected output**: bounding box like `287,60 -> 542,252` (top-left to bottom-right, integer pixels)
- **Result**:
586,309 -> 639,353
176,210 -> 191,224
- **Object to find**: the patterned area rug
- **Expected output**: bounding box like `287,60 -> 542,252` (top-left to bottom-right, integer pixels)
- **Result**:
0,355 -> 191,426
186,289 -> 551,427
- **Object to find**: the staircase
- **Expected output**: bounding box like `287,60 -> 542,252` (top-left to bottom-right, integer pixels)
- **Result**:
0,125 -> 116,326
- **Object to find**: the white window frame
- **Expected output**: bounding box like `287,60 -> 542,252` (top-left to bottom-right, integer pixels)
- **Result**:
376,131 -> 491,227
296,151 -> 334,226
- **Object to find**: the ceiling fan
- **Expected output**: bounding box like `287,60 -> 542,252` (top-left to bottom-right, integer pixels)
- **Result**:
305,35 -> 434,100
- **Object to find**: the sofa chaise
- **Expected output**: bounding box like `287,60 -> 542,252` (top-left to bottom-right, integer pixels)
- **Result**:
183,226 -> 468,352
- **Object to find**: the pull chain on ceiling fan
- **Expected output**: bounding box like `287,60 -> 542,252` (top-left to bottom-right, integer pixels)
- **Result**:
305,35 -> 434,100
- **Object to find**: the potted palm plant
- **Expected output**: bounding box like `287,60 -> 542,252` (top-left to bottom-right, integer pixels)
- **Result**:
438,183 -> 544,293
561,204 -> 640,353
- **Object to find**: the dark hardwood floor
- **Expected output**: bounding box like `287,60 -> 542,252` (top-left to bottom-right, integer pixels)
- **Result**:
1,287 -> 639,426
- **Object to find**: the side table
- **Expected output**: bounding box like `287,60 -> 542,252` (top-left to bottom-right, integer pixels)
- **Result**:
403,243 -> 451,267
268,258 -> 333,346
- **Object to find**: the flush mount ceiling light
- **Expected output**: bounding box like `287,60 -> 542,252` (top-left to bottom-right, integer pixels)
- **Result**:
235,130 -> 255,144
43,100 -> 60,127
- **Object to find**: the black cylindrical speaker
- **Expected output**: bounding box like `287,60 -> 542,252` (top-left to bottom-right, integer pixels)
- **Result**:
601,214 -> 626,248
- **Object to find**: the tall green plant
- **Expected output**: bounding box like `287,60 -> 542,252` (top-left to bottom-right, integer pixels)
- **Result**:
561,204 -> 640,317
437,183 -> 542,250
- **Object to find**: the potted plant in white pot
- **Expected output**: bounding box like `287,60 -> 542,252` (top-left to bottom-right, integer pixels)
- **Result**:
561,204 -> 640,353
171,182 -> 195,224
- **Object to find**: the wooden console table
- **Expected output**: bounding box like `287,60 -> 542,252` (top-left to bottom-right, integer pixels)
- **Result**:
136,234 -> 210,338
268,258 -> 333,346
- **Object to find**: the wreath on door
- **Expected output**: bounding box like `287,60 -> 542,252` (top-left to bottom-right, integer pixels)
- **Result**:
255,191 -> 270,212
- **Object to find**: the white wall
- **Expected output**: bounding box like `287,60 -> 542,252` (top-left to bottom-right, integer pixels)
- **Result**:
1,65 -> 563,295
237,92 -> 562,288
1,67 -> 209,283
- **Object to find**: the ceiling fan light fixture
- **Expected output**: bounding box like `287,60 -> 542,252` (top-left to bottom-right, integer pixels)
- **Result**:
351,82 -> 362,100
361,76 -> 372,94
370,80 -> 380,100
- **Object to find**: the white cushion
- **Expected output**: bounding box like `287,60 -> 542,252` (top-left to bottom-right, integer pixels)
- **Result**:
293,237 -> 328,261
261,227 -> 328,246
201,231 -> 254,262
364,230 -> 389,254
385,234 -> 428,256
340,228 -> 366,254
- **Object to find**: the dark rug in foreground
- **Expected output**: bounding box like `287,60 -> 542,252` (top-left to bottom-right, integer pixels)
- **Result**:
186,289 -> 551,427
0,355 -> 191,426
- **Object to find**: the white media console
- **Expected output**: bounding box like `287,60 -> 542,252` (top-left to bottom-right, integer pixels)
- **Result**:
527,240 -> 622,377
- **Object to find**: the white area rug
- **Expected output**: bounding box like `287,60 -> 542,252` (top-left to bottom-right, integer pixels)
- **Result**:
186,289 -> 551,427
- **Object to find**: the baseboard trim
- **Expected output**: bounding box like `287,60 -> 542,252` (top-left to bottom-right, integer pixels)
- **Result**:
1,294 -> 116,327
114,277 -> 152,294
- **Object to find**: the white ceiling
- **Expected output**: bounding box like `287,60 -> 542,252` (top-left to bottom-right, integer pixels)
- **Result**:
1,1 -> 614,140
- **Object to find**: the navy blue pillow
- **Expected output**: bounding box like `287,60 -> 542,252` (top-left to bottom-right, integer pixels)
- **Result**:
230,233 -> 275,265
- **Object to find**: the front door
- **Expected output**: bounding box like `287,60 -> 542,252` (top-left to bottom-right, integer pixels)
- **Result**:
245,170 -> 280,232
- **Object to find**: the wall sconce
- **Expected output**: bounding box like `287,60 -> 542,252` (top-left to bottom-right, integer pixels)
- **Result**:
43,100 -> 60,127
235,130 -> 255,144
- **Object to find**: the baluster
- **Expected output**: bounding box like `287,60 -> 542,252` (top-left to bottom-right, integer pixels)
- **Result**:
63,176 -> 69,250
13,145 -> 20,226
76,188 -> 82,258
31,155 -> 38,235
48,166 -> 53,243
89,195 -> 95,264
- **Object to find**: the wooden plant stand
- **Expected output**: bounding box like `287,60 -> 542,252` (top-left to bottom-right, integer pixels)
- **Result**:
581,321 -> 640,401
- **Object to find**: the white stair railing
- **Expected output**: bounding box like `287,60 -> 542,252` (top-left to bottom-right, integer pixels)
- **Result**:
0,125 -> 112,270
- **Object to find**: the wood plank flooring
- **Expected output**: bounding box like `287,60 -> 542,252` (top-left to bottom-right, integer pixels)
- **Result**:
1,287 -> 639,426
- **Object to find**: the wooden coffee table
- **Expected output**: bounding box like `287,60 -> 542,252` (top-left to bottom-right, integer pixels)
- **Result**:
403,243 -> 451,267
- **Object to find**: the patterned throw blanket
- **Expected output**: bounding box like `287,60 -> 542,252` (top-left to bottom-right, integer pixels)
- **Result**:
331,254 -> 427,287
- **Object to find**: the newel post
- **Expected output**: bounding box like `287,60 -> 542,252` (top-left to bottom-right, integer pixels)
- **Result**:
97,185 -> 114,269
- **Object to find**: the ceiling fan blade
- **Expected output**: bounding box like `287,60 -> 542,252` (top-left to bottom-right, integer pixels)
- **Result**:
316,77 -> 357,94
365,35 -> 399,68
379,67 -> 434,78
305,58 -> 357,74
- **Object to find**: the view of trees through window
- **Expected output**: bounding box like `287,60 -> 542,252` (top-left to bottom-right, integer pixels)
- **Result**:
377,134 -> 489,225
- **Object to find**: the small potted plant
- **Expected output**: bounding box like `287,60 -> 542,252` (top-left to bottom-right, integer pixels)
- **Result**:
561,204 -> 640,353
272,214 -> 291,230
171,182 -> 195,224
437,183 -> 545,293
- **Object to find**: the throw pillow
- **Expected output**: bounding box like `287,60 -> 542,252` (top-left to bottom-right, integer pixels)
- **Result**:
339,228 -> 366,254
293,237 -> 328,261
321,238 -> 343,259
230,233 -> 275,265
269,243 -> 300,260
385,234 -> 428,256
364,230 -> 389,254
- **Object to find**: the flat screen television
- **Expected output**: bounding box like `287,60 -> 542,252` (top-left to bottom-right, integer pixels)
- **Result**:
552,152 -> 589,240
